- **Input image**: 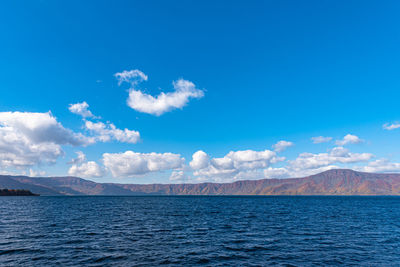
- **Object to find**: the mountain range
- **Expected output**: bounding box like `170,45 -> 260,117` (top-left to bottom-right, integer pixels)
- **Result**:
1,169 -> 400,196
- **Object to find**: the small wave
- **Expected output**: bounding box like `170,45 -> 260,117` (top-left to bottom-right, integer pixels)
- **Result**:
0,248 -> 43,255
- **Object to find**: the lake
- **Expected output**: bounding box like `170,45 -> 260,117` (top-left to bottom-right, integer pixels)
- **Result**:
1,196 -> 400,266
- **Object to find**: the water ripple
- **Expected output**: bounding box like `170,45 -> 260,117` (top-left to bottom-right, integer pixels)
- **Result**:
1,196 -> 400,266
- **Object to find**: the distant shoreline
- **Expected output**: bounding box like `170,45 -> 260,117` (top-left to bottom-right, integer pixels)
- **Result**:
2,169 -> 400,196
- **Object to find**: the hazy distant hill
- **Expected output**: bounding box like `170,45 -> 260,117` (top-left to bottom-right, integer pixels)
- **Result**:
1,169 -> 400,196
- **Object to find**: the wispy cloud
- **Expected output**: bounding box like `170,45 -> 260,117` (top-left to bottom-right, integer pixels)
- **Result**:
29,169 -> 46,177
169,170 -> 187,183
114,69 -> 148,86
383,122 -> 400,130
272,140 -> 293,152
68,151 -> 86,165
311,136 -> 332,144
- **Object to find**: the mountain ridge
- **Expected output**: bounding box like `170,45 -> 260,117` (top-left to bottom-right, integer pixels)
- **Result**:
2,169 -> 400,196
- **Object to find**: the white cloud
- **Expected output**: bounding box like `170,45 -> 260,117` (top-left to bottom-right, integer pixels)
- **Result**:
0,112 -> 91,169
311,136 -> 332,144
0,111 -> 90,146
272,140 -> 293,152
68,151 -> 87,165
67,152 -> 105,178
68,101 -> 140,144
85,120 -> 140,144
169,170 -> 186,182
290,146 -> 372,170
114,69 -> 148,86
263,167 -> 291,178
264,146 -> 373,179
68,161 -> 105,178
102,151 -> 184,177
226,149 -> 283,169
354,159 -> 400,173
115,69 -> 204,116
189,150 -> 210,170
264,165 -> 339,179
335,134 -> 363,146
191,148 -> 284,182
127,79 -> 204,116
29,169 -> 46,177
68,102 -> 95,118
383,123 -> 400,130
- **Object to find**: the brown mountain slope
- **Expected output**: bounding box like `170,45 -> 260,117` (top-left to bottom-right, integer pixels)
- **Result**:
2,169 -> 400,196
0,176 -> 63,195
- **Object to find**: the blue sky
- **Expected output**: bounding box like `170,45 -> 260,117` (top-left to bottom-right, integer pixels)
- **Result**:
1,0 -> 400,183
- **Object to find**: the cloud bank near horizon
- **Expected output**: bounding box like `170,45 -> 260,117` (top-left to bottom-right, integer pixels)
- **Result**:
0,107 -> 399,182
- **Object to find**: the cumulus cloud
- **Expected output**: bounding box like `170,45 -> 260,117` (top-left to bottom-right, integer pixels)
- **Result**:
84,120 -> 140,144
67,152 -> 105,178
264,165 -> 339,179
311,136 -> 332,144
383,123 -> 400,130
0,112 -> 90,146
68,102 -> 96,118
115,69 -> 204,116
127,79 -> 204,116
68,160 -> 105,178
191,148 -> 284,182
189,150 -> 210,170
264,146 -> 373,178
69,101 -> 140,144
354,159 -> 400,173
272,140 -> 293,152
335,134 -> 363,146
0,112 -> 91,169
102,151 -> 184,177
290,147 -> 372,170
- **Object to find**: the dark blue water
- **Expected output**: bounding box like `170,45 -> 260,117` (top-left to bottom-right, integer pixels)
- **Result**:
1,196 -> 400,266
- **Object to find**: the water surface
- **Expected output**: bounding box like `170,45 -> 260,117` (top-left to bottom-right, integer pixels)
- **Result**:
1,196 -> 399,266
